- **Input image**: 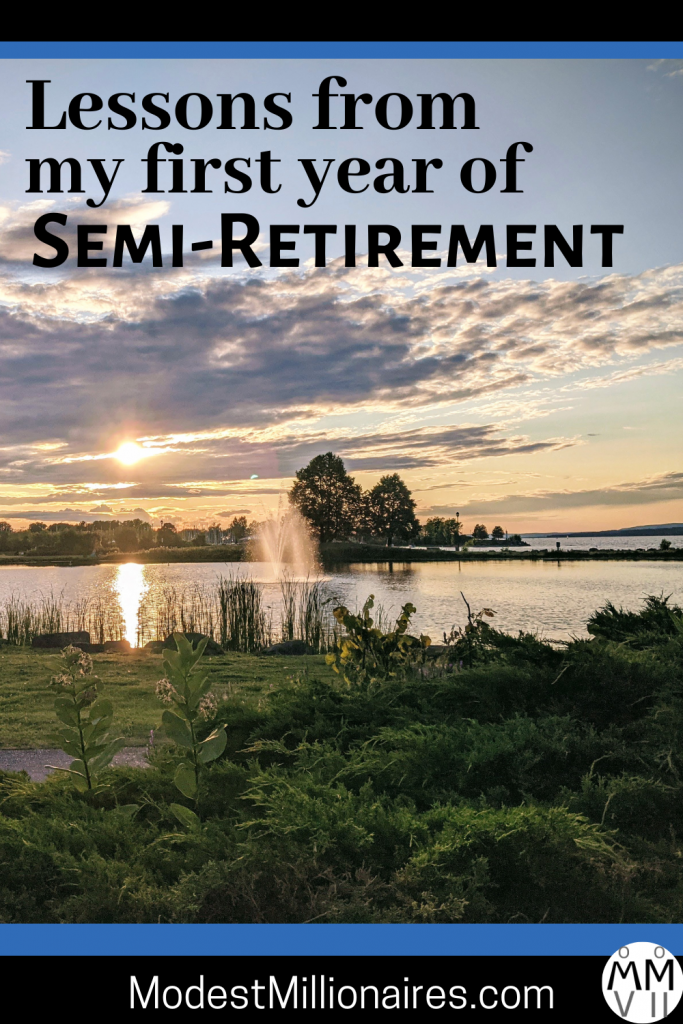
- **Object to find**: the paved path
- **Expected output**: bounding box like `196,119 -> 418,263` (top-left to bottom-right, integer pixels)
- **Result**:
0,748 -> 149,781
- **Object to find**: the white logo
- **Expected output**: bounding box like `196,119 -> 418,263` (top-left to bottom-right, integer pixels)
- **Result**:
602,942 -> 683,1021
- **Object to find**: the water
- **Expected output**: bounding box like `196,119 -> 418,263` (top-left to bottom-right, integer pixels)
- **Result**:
520,535 -> 679,552
0,557 -> 681,644
432,535 -> 682,553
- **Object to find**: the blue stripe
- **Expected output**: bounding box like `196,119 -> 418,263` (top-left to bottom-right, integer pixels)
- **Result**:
1,923 -> 682,956
0,42 -> 681,59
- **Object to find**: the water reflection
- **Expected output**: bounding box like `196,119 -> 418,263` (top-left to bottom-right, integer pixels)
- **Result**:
0,559 -> 680,643
114,563 -> 148,646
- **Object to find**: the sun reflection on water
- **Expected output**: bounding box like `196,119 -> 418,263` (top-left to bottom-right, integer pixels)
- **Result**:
114,563 -> 148,647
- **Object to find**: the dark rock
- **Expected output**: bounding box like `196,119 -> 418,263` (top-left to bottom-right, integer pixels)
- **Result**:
31,631 -> 90,649
144,640 -> 166,653
73,642 -> 105,654
422,644 -> 453,659
103,639 -> 132,654
261,639 -> 314,656
162,632 -> 224,655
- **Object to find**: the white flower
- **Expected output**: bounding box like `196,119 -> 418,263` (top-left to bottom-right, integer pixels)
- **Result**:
155,678 -> 176,704
198,693 -> 218,720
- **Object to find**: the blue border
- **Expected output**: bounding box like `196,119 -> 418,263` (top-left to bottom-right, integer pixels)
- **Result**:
0,42 -> 681,59
1,924 -> 682,956
1,34 -> 682,962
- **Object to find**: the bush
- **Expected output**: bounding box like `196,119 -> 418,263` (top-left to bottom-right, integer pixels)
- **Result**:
587,594 -> 683,648
1,594 -> 682,923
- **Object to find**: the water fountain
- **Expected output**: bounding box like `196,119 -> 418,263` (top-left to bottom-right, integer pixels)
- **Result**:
253,505 -> 319,579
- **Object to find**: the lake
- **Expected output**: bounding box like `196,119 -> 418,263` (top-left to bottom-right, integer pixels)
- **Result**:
513,534 -> 680,552
0,557 -> 681,645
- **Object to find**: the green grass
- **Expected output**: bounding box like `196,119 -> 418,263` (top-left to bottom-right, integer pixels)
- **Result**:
0,647 -> 336,748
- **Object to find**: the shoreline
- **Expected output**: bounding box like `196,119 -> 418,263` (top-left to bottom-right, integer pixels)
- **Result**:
0,543 -> 681,567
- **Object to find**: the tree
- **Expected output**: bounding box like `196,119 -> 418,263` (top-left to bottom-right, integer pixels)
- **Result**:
29,522 -> 47,533
444,517 -> 462,544
423,517 -> 445,545
491,525 -> 505,540
0,521 -> 12,532
289,452 -> 362,543
115,526 -> 139,553
367,473 -> 419,547
423,516 -> 462,546
156,522 -> 181,547
472,523 -> 489,540
229,515 -> 249,541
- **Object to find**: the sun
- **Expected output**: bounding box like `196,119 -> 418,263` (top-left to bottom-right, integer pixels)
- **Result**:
115,442 -> 146,465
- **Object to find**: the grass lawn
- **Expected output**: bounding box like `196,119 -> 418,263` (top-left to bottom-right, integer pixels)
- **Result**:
0,646 -> 336,748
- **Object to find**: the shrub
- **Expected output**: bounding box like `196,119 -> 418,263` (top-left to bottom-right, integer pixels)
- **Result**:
326,596 -> 430,686
0,594 -> 682,923
587,594 -> 683,648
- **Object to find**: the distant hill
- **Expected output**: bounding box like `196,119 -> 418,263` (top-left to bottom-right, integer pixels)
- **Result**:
621,523 -> 683,532
532,523 -> 683,538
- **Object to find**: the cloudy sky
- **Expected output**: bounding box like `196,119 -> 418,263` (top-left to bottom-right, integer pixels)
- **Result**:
0,58 -> 681,532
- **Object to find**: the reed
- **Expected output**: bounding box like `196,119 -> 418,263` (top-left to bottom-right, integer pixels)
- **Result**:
136,584 -> 218,647
279,575 -> 339,653
0,590 -> 124,646
217,576 -> 271,652
0,577 -> 341,653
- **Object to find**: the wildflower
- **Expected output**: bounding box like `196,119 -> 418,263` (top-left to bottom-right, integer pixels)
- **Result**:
148,728 -> 155,747
50,672 -> 72,688
198,693 -> 218,720
77,650 -> 93,675
155,677 -> 176,704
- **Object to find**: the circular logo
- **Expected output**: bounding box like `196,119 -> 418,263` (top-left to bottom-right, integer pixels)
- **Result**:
602,942 -> 683,1022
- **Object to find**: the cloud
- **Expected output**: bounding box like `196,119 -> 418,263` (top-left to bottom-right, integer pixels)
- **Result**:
425,471 -> 683,517
0,420 -> 577,488
0,256 -> 681,491
564,357 -> 683,391
0,196 -> 171,264
648,59 -> 683,78
274,423 -> 577,471
0,506 -> 152,523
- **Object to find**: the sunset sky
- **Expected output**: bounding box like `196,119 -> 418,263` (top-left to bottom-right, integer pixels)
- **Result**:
0,58 -> 681,533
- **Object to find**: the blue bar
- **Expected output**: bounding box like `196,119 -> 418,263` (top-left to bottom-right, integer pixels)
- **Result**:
0,42 -> 681,59
1,924 -> 682,956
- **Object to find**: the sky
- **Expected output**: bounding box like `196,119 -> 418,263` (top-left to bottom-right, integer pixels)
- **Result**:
0,57 -> 681,533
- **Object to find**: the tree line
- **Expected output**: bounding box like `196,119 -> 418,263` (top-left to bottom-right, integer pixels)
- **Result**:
0,453 -> 517,556
0,516 -> 253,556
288,452 -> 516,546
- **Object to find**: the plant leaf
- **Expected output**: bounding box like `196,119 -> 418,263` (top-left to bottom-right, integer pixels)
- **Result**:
186,673 -> 211,708
115,804 -> 140,817
60,739 -> 83,759
54,698 -> 79,727
198,726 -> 227,764
88,698 -> 114,725
86,738 -> 125,774
170,803 -> 200,829
174,762 -> 198,799
161,709 -> 194,748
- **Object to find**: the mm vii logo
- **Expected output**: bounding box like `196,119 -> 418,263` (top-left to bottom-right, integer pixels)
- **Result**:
602,942 -> 683,1021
